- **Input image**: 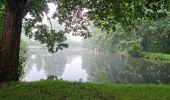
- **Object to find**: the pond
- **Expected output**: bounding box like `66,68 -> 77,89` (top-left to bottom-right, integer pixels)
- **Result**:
21,48 -> 170,83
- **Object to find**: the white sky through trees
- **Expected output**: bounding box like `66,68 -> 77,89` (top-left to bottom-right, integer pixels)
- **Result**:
25,3 -> 83,42
44,3 -> 83,42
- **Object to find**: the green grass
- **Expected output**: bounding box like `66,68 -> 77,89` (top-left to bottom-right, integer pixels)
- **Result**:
0,80 -> 170,100
144,52 -> 170,61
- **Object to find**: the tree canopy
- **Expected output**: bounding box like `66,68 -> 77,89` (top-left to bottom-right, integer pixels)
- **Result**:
2,0 -> 170,52
56,0 -> 170,32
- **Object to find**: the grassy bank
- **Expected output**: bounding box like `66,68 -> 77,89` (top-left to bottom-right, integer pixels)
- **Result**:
118,51 -> 170,61
0,80 -> 170,100
144,52 -> 170,61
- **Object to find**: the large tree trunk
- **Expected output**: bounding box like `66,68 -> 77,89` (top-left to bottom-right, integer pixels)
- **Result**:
0,1 -> 27,81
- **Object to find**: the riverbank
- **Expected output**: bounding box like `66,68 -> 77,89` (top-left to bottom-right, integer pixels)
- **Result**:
118,51 -> 170,61
0,80 -> 170,100
143,52 -> 170,60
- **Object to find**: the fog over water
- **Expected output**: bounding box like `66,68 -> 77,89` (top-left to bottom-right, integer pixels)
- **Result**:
21,47 -> 170,83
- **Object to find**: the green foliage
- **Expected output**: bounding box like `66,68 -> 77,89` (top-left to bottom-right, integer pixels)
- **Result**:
23,0 -> 68,53
85,23 -> 142,56
18,40 -> 29,79
55,0 -> 170,56
128,44 -> 143,57
86,13 -> 170,57
0,80 -> 170,100
140,16 -> 170,53
53,0 -> 91,38
48,0 -> 169,56
56,0 -> 170,33
2,0 -> 170,53
20,40 -> 29,55
84,25 -> 114,52
92,0 -> 170,31
18,56 -> 27,79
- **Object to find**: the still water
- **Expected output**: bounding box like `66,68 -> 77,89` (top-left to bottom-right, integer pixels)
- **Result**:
22,48 -> 170,83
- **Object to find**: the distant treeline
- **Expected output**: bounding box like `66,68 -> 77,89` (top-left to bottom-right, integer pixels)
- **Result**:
84,14 -> 170,57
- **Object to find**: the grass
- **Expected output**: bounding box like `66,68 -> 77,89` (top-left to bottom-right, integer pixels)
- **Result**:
118,51 -> 170,61
144,52 -> 170,61
0,80 -> 170,100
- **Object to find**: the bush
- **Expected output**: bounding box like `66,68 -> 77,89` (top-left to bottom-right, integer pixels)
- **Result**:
128,44 -> 143,57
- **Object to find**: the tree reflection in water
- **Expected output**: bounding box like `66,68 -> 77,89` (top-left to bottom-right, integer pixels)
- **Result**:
82,51 -> 170,83
22,48 -> 170,83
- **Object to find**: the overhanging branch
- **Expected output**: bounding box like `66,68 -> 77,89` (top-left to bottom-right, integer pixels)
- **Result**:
23,0 -> 36,18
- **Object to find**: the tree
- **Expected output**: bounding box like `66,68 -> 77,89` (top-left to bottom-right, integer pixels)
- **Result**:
0,0 -> 28,81
0,0 -> 67,81
0,0 -> 89,81
56,0 -> 170,56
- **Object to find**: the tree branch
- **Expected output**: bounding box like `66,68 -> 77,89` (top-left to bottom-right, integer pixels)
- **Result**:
44,11 -> 53,30
23,0 -> 36,18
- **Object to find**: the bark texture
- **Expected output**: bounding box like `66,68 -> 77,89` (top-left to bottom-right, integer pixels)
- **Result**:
0,0 -> 27,81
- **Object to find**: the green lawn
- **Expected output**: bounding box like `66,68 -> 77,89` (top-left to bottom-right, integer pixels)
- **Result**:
0,80 -> 170,100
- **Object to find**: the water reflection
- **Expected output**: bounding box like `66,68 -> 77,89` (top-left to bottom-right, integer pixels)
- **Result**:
62,56 -> 87,82
22,48 -> 170,83
22,64 -> 47,82
22,48 -> 87,82
82,52 -> 170,83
